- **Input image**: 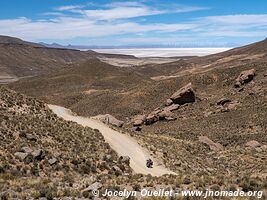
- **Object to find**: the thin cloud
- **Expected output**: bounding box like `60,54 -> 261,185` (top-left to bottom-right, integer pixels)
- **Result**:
69,1 -> 208,21
55,5 -> 85,11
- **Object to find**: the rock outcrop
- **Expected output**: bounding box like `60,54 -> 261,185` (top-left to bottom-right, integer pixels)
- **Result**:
234,69 -> 255,87
132,115 -> 146,127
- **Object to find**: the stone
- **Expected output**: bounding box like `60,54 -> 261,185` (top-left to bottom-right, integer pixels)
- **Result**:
165,99 -> 173,106
21,146 -> 33,154
14,152 -> 29,161
158,110 -> 175,120
217,98 -> 231,106
32,149 -> 45,160
93,114 -> 124,127
120,156 -> 130,165
170,83 -> 196,105
81,182 -> 102,193
48,158 -> 57,165
112,165 -> 122,175
199,136 -> 224,152
132,115 -> 146,126
245,140 -> 261,148
132,126 -> 142,131
145,113 -> 159,125
164,104 -> 179,112
234,69 -> 256,87
25,133 -> 37,141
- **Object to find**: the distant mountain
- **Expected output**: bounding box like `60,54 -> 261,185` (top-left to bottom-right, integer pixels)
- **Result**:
40,42 -> 239,50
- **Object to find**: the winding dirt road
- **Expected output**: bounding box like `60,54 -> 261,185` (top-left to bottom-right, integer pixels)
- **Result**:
48,104 -> 176,176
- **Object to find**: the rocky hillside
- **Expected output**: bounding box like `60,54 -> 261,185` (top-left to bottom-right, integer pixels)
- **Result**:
0,86 -> 132,199
3,38 -> 267,198
2,86 -> 266,199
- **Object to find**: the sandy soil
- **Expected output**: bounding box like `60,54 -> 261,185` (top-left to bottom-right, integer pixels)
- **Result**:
48,104 -> 175,176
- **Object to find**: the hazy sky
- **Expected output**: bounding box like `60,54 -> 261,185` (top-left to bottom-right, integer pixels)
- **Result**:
0,0 -> 267,46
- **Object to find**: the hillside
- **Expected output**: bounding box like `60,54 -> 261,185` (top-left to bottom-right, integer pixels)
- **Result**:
4,86 -> 264,199
0,86 -> 134,198
0,36 -> 98,84
9,58 -> 152,118
0,35 -> 44,47
3,37 -> 267,198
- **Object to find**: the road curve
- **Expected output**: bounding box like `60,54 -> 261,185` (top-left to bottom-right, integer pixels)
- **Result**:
48,104 -> 176,176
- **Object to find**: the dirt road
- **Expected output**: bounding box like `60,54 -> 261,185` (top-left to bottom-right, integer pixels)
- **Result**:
48,104 -> 176,176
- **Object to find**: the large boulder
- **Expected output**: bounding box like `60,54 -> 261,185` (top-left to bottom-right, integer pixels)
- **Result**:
170,83 -> 195,105
234,69 -> 255,87
145,113 -> 159,125
132,115 -> 146,127
93,114 -> 124,127
158,110 -> 176,121
199,136 -> 224,152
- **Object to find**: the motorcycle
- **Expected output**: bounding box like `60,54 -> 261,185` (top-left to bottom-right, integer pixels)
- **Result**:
146,159 -> 153,168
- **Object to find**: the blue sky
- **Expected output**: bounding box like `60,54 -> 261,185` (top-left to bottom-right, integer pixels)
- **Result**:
0,0 -> 266,47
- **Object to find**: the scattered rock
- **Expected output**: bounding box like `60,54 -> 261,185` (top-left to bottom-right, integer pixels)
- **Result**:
112,165 -> 122,175
234,69 -> 255,87
199,136 -> 224,152
25,133 -> 37,141
132,126 -> 142,131
93,114 -> 124,127
261,145 -> 267,151
81,182 -> 102,193
165,99 -> 173,106
170,83 -> 195,105
245,140 -> 261,148
32,149 -> 45,160
14,152 -> 29,161
48,158 -> 57,165
158,110 -> 176,121
21,147 -> 33,154
217,98 -> 231,106
220,101 -> 240,112
119,156 -> 130,165
145,112 -> 160,125
132,115 -> 146,126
